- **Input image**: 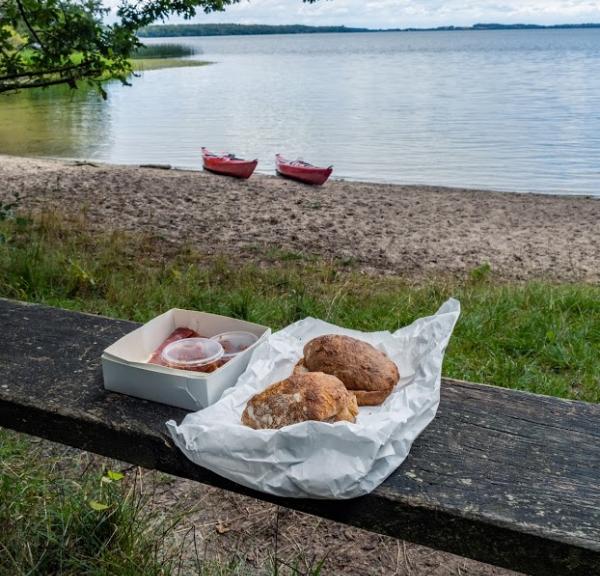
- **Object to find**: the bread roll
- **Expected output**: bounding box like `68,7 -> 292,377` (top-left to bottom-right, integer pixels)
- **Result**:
241,372 -> 359,430
296,335 -> 399,406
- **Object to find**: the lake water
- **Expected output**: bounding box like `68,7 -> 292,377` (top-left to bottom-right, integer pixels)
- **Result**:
1,29 -> 600,196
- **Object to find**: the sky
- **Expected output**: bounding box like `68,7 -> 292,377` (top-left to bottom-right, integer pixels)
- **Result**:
107,0 -> 600,29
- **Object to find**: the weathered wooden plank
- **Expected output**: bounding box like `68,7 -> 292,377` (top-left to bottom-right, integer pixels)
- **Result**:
0,298 -> 598,576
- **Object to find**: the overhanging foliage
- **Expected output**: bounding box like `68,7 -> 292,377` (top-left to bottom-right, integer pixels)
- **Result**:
0,0 -> 293,96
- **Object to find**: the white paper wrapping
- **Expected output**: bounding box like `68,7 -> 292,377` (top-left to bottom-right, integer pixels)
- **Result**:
166,298 -> 460,499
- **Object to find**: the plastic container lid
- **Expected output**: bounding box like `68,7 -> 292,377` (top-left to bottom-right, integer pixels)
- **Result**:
210,331 -> 258,359
161,337 -> 224,369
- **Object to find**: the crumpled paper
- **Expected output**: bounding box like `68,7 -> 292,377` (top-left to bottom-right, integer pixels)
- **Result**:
166,298 -> 460,499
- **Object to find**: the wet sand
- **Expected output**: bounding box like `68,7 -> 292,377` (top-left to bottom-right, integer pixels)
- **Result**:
1,155 -> 598,281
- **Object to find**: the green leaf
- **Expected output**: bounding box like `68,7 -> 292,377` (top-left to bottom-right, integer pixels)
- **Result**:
15,216 -> 31,227
107,470 -> 124,481
88,500 -> 109,511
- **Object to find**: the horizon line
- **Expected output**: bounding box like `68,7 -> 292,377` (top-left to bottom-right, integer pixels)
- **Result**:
141,21 -> 600,32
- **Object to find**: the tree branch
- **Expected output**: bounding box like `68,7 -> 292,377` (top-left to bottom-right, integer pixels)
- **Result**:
14,0 -> 47,51
0,74 -> 81,92
0,62 -> 95,82
0,61 -> 92,81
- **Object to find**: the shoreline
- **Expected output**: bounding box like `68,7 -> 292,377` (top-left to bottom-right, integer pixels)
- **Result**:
1,154 -> 599,282
9,152 -> 600,201
154,165 -> 600,200
47,154 -> 600,200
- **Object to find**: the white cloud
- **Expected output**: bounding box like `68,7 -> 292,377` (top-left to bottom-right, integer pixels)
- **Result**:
108,0 -> 600,28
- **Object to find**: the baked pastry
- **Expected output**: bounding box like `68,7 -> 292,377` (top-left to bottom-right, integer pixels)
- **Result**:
241,372 -> 359,430
295,335 -> 399,406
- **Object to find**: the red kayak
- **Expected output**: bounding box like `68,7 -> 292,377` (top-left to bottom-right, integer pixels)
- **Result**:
202,148 -> 258,179
275,154 -> 333,186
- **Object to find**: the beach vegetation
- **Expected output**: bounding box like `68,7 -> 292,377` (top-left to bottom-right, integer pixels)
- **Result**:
0,208 -> 598,402
469,262 -> 492,283
130,43 -> 210,71
131,58 -> 210,71
132,43 -> 197,59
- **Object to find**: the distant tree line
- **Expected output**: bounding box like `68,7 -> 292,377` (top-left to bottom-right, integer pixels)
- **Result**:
472,22 -> 600,30
139,21 -> 600,37
138,23 -> 369,37
377,22 -> 600,32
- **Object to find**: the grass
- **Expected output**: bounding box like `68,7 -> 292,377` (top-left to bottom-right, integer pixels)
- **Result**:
133,44 -> 198,59
129,43 -> 210,72
131,59 -> 210,72
0,207 -> 598,402
0,428 -> 181,575
0,425 -> 326,574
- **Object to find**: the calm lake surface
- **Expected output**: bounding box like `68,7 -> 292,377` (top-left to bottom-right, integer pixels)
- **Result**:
1,29 -> 600,195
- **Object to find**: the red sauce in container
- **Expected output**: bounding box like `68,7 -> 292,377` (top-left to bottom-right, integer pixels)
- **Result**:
148,328 -> 200,367
160,337 -> 224,373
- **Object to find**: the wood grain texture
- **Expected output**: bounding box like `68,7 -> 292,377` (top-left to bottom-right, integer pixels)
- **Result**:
0,298 -> 598,575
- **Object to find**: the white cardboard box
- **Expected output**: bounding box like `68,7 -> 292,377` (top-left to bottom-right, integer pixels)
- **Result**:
102,308 -> 270,411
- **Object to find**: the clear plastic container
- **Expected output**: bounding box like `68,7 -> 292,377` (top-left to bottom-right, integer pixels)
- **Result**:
210,331 -> 258,362
161,337 -> 224,373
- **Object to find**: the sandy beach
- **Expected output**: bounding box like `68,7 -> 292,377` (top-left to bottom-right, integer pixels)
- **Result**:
1,154 -> 598,282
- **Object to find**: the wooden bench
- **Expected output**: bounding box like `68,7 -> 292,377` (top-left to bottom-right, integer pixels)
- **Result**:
0,298 -> 598,576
